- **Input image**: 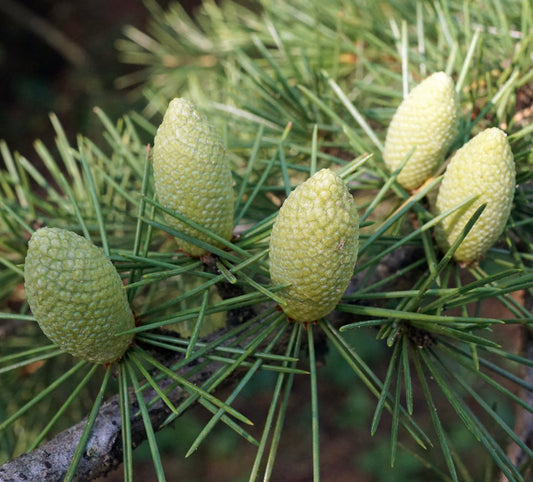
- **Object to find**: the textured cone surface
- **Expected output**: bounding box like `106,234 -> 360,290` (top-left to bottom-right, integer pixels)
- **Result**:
269,169 -> 359,322
383,72 -> 459,191
24,227 -> 135,364
153,98 -> 234,257
435,128 -> 515,265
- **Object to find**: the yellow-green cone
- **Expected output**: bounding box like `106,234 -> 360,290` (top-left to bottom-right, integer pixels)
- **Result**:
383,72 -> 459,191
434,128 -> 515,265
269,169 -> 359,322
152,98 -> 234,257
24,227 -> 135,364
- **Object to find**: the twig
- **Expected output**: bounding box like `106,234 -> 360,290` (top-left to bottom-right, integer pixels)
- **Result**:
0,359 -> 223,481
0,245 -> 428,480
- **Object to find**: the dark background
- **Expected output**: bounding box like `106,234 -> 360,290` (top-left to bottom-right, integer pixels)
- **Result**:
0,0 -> 201,158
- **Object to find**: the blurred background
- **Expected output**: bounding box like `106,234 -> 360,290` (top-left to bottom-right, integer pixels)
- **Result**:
0,0 -> 206,158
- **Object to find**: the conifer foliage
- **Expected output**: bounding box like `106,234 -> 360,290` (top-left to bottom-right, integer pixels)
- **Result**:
1,1 -> 533,481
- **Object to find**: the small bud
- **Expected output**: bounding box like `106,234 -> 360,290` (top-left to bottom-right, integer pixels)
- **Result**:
24,227 -> 135,364
269,169 -> 359,322
383,72 -> 459,191
434,128 -> 515,265
152,98 -> 234,257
